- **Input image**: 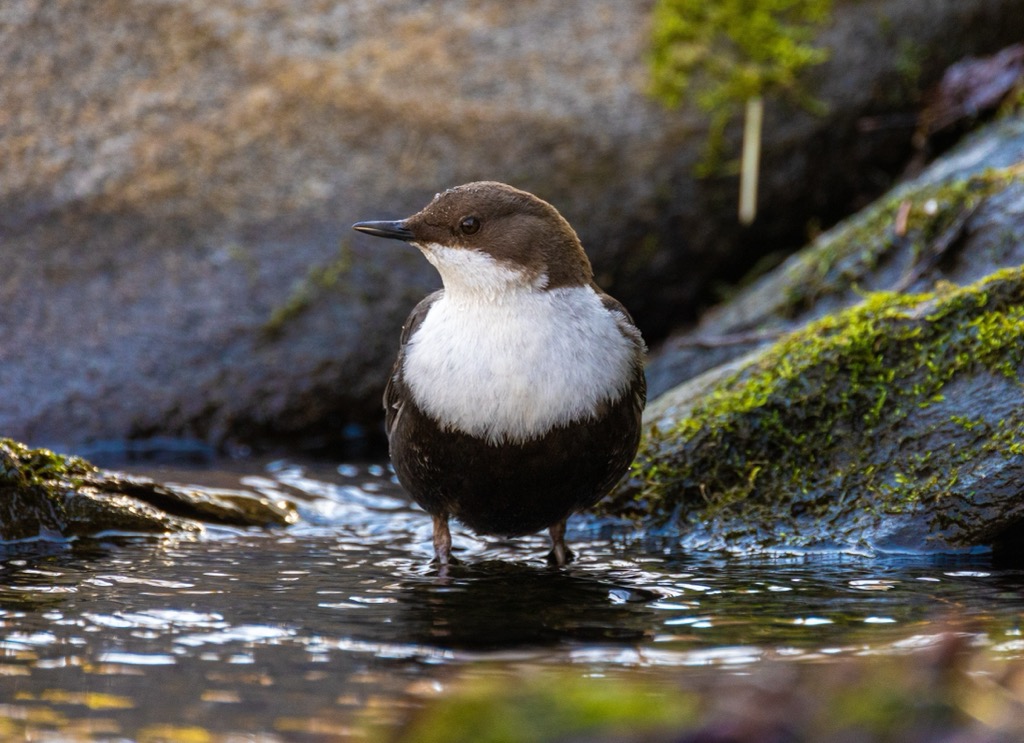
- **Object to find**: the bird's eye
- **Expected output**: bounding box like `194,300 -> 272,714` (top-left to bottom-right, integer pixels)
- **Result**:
459,216 -> 480,235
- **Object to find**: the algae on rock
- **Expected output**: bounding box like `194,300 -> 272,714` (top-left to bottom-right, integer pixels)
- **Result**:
645,114 -> 1024,397
0,438 -> 297,541
612,267 -> 1024,554
627,114 -> 1024,554
384,637 -> 1024,742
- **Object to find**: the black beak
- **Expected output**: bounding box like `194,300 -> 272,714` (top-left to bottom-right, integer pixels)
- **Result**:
352,220 -> 414,241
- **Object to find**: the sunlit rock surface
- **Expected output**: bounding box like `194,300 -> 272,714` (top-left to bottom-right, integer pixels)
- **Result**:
0,439 -> 295,540
1,0 -> 1020,452
623,114 -> 1024,555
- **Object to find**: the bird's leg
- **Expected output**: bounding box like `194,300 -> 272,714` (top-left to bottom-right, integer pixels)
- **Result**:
547,518 -> 575,566
431,512 -> 454,570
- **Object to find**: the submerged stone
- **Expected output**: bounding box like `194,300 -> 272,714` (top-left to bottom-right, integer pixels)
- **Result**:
0,439 -> 296,541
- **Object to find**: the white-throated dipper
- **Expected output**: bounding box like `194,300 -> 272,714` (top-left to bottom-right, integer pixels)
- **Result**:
353,182 -> 646,567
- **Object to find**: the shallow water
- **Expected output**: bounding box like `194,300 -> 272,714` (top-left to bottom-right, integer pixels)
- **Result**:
2,460 -> 1024,740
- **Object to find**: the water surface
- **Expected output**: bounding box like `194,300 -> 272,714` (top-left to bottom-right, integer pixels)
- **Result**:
2,460 -> 1023,740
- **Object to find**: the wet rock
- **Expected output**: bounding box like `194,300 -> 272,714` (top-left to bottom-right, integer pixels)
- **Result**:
919,43 -> 1024,146
386,634 -> 1024,742
616,113 -> 1024,555
647,113 -> 1024,397
1,0 -> 1021,452
0,439 -> 296,541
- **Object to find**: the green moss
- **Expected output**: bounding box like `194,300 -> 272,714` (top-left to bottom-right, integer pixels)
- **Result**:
385,671 -> 698,743
0,438 -> 96,491
262,239 -> 354,337
778,165 -> 1019,317
614,265 -> 1024,549
0,439 -> 98,539
0,439 -> 290,538
649,0 -> 832,174
381,644 -> 1024,742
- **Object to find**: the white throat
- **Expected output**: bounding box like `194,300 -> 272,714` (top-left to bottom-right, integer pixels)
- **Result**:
403,246 -> 635,444
419,242 -> 548,300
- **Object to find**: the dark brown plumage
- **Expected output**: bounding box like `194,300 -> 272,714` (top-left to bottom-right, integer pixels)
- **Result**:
354,182 -> 646,567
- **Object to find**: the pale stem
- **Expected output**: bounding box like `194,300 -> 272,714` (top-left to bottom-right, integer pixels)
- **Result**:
739,96 -> 764,225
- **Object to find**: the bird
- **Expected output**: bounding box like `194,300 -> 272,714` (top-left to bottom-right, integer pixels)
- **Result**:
353,181 -> 646,568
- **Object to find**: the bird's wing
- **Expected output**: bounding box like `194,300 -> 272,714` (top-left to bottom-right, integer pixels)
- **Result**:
384,289 -> 444,438
597,290 -> 647,412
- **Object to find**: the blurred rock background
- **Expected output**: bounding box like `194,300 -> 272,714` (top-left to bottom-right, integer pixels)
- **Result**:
1,0 -> 1021,457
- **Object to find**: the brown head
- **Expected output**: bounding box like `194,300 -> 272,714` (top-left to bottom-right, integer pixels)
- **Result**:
353,181 -> 593,293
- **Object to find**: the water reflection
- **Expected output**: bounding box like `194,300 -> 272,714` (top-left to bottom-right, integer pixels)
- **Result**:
0,460 -> 1023,740
395,560 -> 657,651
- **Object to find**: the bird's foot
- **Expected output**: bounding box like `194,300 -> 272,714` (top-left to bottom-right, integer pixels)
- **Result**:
430,553 -> 462,578
546,545 -> 576,567
431,513 -> 458,575
547,519 -> 575,567
429,553 -> 462,567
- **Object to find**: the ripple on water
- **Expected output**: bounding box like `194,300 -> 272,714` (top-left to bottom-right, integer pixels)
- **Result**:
1,459 -> 1024,740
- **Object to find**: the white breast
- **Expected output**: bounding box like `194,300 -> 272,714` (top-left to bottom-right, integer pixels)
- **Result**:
402,281 -> 636,445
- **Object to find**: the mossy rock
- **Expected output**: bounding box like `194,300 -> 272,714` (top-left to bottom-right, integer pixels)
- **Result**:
609,266 -> 1024,555
382,638 -> 1024,742
384,670 -> 699,743
645,114 -> 1024,397
0,438 -> 297,541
